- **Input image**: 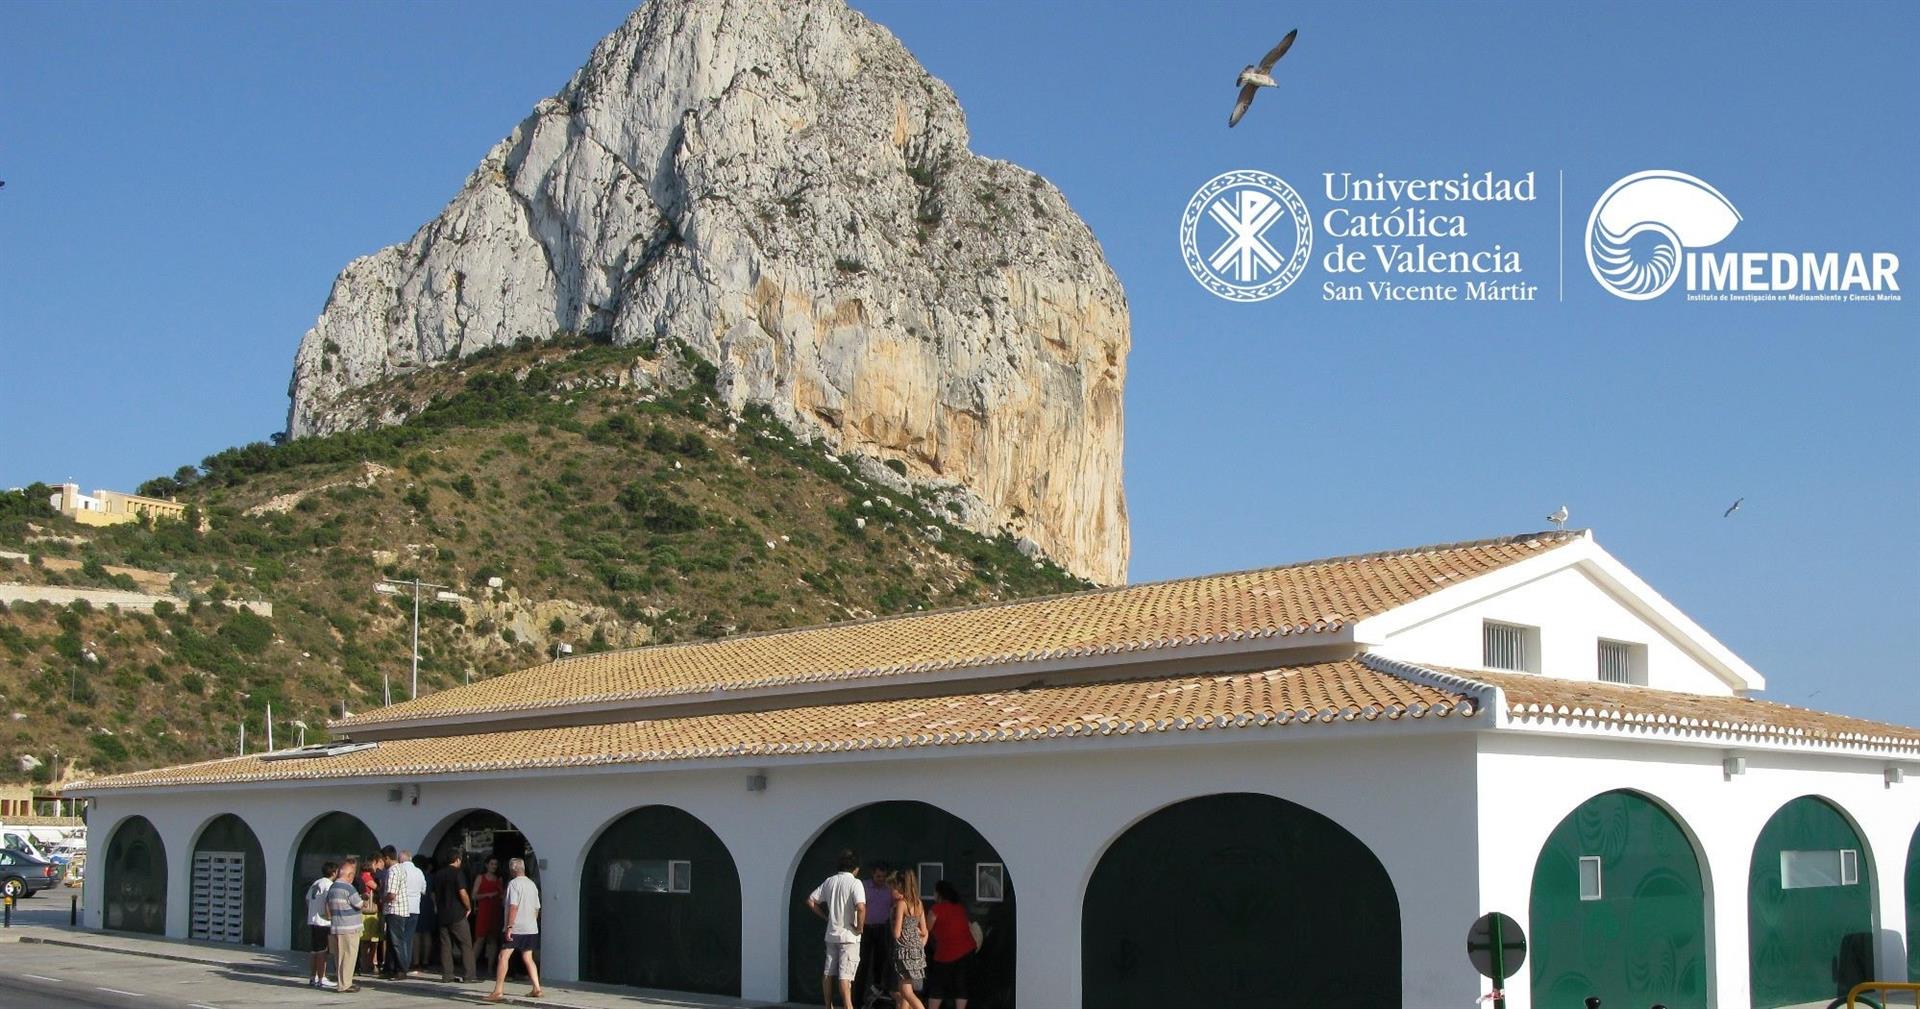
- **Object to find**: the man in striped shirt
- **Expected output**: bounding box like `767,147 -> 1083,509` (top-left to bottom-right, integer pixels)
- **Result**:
326,857 -> 365,994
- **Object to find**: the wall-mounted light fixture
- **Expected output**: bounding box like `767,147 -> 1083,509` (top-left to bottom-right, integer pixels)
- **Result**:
1722,755 -> 1747,779
1886,767 -> 1906,787
386,786 -> 403,803
746,771 -> 768,792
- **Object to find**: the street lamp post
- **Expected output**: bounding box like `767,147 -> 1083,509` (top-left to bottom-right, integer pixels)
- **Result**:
373,578 -> 467,701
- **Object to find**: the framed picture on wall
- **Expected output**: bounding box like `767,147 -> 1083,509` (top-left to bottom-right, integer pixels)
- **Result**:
917,862 -> 943,900
975,862 -> 1005,902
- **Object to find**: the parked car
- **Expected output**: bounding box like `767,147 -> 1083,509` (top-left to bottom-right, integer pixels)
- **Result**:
0,848 -> 64,898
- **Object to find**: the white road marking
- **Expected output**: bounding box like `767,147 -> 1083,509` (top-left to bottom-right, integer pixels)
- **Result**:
96,987 -> 146,997
189,1003 -> 223,1009
22,973 -> 64,982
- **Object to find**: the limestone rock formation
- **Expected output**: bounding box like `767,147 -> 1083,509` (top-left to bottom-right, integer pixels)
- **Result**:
286,0 -> 1129,583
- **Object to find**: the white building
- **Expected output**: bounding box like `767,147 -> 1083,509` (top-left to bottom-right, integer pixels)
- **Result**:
72,530 -> 1920,1008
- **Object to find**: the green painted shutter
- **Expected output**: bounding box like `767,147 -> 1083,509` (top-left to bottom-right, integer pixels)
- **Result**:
1747,796 -> 1874,1009
1529,790 -> 1708,1009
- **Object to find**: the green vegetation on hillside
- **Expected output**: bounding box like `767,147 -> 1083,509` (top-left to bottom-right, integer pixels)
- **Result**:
0,339 -> 1090,780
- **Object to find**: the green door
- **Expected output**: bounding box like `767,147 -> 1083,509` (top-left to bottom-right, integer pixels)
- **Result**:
581,805 -> 741,996
289,812 -> 377,951
103,815 -> 167,934
1906,821 -> 1920,983
1083,793 -> 1400,1009
1748,796 -> 1874,1008
192,814 -> 266,946
1529,790 -> 1707,1008
788,801 -> 1015,1007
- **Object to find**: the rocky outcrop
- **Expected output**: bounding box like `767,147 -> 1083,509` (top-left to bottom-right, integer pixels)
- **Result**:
286,0 -> 1129,583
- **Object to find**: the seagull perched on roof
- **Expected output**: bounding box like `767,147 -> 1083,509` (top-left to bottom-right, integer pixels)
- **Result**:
1228,29 -> 1298,128
1547,505 -> 1569,531
1723,497 -> 1744,518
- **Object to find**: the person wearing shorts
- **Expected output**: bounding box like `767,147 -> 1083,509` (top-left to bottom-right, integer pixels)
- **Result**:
305,861 -> 338,988
485,858 -> 542,1002
806,849 -> 867,1009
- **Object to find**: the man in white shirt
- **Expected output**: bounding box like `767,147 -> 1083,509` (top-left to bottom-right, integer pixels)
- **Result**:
305,860 -> 338,988
383,846 -> 427,977
806,849 -> 866,1009
486,857 -> 543,1002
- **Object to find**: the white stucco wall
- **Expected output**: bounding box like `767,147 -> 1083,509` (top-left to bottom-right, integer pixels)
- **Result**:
81,726 -> 1485,1008
1376,564 -> 1736,695
1478,730 -> 1920,1009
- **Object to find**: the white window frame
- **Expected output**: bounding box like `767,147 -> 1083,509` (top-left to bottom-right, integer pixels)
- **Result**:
1841,849 -> 1859,886
667,859 -> 692,894
1483,621 -> 1540,673
917,862 -> 943,900
1597,639 -> 1648,685
1577,856 -> 1603,901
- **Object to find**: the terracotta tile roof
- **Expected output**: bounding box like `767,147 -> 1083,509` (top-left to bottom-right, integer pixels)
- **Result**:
1470,669 -> 1920,754
75,659 -> 1478,790
335,531 -> 1580,730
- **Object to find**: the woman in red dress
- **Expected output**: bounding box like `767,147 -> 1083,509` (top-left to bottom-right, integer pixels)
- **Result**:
471,856 -> 505,972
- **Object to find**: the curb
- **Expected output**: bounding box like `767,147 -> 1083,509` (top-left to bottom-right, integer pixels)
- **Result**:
17,934 -> 595,1009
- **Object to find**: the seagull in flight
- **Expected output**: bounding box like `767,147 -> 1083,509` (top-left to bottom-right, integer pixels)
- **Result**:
1547,505 -> 1569,531
1229,29 -> 1298,128
1723,497 -> 1744,518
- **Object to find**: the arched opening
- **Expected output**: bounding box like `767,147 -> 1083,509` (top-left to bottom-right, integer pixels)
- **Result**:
103,815 -> 167,934
1528,790 -> 1709,1008
190,814 -> 266,946
1083,793 -> 1400,1009
1748,796 -> 1875,1008
289,812 -> 378,952
580,805 -> 741,996
424,809 -> 538,885
425,809 -> 539,980
788,800 -> 1016,1007
1906,821 -> 1920,983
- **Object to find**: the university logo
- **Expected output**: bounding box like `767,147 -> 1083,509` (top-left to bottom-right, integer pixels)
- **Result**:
1180,170 -> 1312,302
1585,170 -> 1740,300
1586,169 -> 1900,301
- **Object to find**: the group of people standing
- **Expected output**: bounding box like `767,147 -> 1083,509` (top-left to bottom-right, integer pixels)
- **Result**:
300,844 -> 544,1002
808,851 -> 980,1009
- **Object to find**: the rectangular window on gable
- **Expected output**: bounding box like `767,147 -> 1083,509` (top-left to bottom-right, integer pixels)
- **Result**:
1483,621 -> 1539,673
1598,639 -> 1647,685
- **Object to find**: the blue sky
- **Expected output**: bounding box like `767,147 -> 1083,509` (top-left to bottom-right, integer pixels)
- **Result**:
2,2 -> 1915,721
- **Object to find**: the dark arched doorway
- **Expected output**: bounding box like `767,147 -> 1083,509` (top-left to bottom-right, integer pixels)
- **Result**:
1084,793 -> 1400,1009
1529,790 -> 1708,1008
427,809 -> 539,979
289,812 -> 377,952
425,809 -> 537,884
788,801 -> 1015,1007
581,805 -> 741,996
190,814 -> 265,946
1748,796 -> 1874,1008
1908,821 -> 1920,983
103,815 -> 167,934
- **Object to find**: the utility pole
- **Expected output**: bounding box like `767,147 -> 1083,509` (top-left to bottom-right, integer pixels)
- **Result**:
265,703 -> 274,751
374,578 -> 466,701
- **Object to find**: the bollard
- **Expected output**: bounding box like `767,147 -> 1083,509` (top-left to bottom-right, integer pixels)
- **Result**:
4,894 -> 11,928
71,894 -> 78,926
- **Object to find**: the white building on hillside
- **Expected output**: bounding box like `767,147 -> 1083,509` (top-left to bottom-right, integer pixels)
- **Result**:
71,530 -> 1920,1009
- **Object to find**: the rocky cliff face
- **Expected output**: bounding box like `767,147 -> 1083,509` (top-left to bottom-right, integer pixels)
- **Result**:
286,0 -> 1129,583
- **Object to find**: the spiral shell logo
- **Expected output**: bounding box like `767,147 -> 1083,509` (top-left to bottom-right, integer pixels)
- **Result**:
1586,170 -> 1742,300
1180,170 -> 1312,302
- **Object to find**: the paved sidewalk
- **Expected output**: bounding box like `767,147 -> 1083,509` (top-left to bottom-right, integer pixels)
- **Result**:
0,924 -> 779,1009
